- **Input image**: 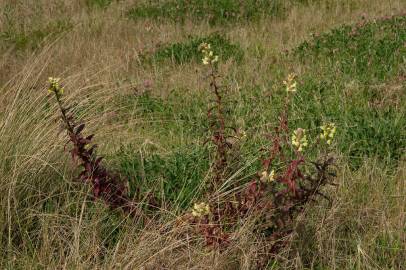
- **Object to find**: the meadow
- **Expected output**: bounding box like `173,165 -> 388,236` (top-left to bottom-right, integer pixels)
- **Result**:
0,0 -> 405,269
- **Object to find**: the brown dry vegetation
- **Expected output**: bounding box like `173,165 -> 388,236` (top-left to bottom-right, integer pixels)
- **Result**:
0,0 -> 405,269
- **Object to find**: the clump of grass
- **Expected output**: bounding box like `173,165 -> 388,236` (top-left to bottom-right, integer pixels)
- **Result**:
0,19 -> 73,51
115,144 -> 209,210
127,0 -> 287,25
287,76 -> 405,168
86,0 -> 113,9
149,33 -> 244,64
289,15 -> 406,167
291,159 -> 405,269
294,14 -> 406,83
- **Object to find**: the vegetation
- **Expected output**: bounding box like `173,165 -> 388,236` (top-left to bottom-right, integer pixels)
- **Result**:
0,0 -> 405,269
292,15 -> 406,167
149,33 -> 244,64
127,0 -> 288,25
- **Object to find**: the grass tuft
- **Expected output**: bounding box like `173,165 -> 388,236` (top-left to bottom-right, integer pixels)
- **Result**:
127,0 -> 287,25
1,17 -> 73,51
294,15 -> 406,83
149,33 -> 244,64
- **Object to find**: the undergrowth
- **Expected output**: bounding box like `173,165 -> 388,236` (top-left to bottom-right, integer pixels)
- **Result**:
115,144 -> 209,210
127,0 -> 287,25
290,14 -> 406,167
1,2 -> 405,268
47,78 -> 138,215
86,0 -> 113,9
148,33 -> 244,64
295,14 -> 406,83
46,43 -> 340,268
0,4 -> 72,51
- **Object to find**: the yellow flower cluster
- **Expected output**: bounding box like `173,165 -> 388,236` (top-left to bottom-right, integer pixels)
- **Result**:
199,42 -> 219,65
260,169 -> 275,183
191,202 -> 210,217
292,128 -> 308,152
48,77 -> 64,95
320,123 -> 336,145
283,73 -> 297,93
239,129 -> 247,139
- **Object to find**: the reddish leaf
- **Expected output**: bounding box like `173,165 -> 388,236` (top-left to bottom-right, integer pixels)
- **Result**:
86,134 -> 94,141
75,124 -> 85,134
87,145 -> 96,156
95,156 -> 103,167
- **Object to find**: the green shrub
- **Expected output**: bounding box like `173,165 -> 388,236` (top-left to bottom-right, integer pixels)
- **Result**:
149,33 -> 244,64
291,15 -> 406,166
285,77 -> 405,168
294,15 -> 406,83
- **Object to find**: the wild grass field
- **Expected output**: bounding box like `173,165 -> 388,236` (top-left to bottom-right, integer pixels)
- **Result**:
0,0 -> 405,269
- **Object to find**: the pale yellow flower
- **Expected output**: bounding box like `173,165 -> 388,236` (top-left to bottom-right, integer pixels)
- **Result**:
239,130 -> 247,139
199,42 -> 219,65
260,169 -> 275,183
191,202 -> 210,217
268,170 -> 275,182
292,128 -> 308,152
48,77 -> 64,95
283,73 -> 297,93
202,56 -> 210,65
320,123 -> 337,145
260,171 -> 268,182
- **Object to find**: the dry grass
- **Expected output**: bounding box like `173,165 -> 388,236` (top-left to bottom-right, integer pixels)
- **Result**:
1,0 -> 405,269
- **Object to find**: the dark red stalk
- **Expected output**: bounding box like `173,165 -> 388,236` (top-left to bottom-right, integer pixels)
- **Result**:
51,89 -> 138,215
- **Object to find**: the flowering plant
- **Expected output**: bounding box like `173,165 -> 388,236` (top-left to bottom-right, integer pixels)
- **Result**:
47,77 -> 138,215
190,64 -> 337,266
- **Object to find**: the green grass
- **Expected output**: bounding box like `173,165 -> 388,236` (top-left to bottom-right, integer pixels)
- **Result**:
63,12 -> 406,231
149,33 -> 244,64
120,15 -> 405,188
289,15 -> 406,167
110,89 -> 263,208
373,232 -> 404,268
286,77 -> 405,168
86,0 -> 113,9
294,15 -> 406,83
115,144 -> 210,210
133,14 -> 405,172
113,90 -> 208,139
127,0 -> 287,25
0,19 -> 73,51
